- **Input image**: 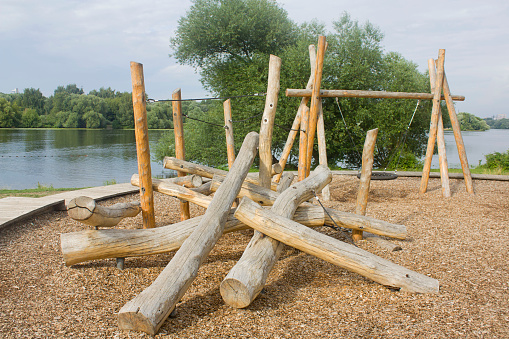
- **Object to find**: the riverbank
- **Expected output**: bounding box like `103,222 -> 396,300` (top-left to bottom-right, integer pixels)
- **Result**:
0,175 -> 508,338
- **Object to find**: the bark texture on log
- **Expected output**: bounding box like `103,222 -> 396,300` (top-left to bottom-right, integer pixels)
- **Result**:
221,165 -> 332,308
285,88 -> 465,101
67,196 -> 141,228
234,197 -> 439,294
118,132 -> 259,335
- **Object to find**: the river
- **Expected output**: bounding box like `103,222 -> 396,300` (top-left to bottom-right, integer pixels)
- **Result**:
1,128 -> 508,190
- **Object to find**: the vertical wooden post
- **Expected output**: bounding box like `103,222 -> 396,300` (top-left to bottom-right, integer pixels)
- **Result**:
172,88 -> 190,220
130,62 -> 155,229
223,99 -> 236,168
420,49 -> 445,194
305,36 -> 326,177
428,59 -> 451,198
259,55 -> 282,189
297,45 -> 317,182
274,111 -> 300,183
442,72 -> 474,194
352,128 -> 378,241
316,100 -> 331,201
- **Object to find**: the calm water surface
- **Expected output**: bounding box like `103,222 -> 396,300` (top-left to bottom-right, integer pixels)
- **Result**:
1,128 -> 508,189
0,129 -> 174,189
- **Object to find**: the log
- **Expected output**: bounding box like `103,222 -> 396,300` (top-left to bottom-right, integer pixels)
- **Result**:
277,172 -> 295,193
259,55 -> 281,189
118,132 -> 259,335
428,58 -> 451,198
223,99 -> 236,169
164,157 -> 280,190
130,61 -> 155,228
353,128 -> 378,241
172,88 -> 190,220
420,49 -> 445,194
285,88 -> 465,101
60,206 -> 325,266
191,181 -> 213,196
220,165 -> 332,308
298,106 -> 310,181
234,197 -> 439,294
364,233 -> 402,252
316,99 -> 330,200
306,36 -> 327,177
274,110 -> 300,183
67,196 -> 141,228
442,72 -> 474,194
131,175 -> 212,209
210,175 -> 279,206
167,174 -> 203,188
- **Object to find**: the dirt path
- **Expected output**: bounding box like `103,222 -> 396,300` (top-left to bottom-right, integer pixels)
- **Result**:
0,176 -> 508,338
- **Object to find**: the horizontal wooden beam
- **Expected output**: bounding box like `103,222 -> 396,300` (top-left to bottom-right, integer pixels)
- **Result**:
286,88 -> 465,101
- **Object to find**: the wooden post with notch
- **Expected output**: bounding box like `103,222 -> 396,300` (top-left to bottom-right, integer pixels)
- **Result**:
353,128 -> 378,241
172,88 -> 190,220
259,55 -> 281,189
306,36 -> 327,177
130,61 -> 155,229
428,58 -> 451,198
223,99 -> 236,169
420,49 -> 445,194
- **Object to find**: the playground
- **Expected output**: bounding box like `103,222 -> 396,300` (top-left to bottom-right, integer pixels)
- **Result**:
0,175 -> 508,337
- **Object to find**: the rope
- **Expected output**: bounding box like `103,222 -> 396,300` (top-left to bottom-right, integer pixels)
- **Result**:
312,191 -> 356,246
384,99 -> 421,171
335,98 -> 363,163
147,92 -> 266,103
183,114 -> 225,128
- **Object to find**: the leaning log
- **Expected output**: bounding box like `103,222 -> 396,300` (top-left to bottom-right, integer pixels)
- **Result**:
234,197 -> 439,294
210,175 -> 279,206
118,131 -> 259,335
220,165 -> 332,308
67,196 -> 141,228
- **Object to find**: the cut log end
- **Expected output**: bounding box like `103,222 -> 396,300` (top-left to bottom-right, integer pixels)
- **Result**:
118,309 -> 160,335
220,278 -> 257,309
67,196 -> 96,221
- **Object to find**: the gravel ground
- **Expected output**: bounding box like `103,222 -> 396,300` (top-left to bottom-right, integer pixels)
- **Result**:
0,175 -> 508,338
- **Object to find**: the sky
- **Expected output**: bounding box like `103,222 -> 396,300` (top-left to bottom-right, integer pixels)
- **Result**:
1,0 -> 508,118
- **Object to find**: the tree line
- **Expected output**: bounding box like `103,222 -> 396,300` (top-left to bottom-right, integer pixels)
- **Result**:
0,84 -> 174,130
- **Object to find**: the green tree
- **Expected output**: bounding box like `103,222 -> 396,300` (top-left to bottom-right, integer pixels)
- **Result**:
0,98 -> 22,128
17,88 -> 47,115
457,112 -> 490,131
21,108 -> 41,128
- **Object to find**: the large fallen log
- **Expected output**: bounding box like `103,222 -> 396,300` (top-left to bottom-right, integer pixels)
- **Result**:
67,196 -> 141,228
234,197 -> 440,294
118,131 -> 259,335
164,157 -> 280,191
220,165 -> 332,308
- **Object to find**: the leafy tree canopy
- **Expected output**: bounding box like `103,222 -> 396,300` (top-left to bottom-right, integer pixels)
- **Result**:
457,112 -> 490,131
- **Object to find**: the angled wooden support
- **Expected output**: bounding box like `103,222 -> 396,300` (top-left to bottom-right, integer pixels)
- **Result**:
220,165 -> 332,308
428,59 -> 451,198
352,128 -> 378,241
234,197 -> 439,294
316,99 -> 330,200
305,36 -> 327,177
67,196 -> 141,228
118,132 -> 259,335
420,49 -> 446,194
172,88 -> 190,220
130,61 -> 155,228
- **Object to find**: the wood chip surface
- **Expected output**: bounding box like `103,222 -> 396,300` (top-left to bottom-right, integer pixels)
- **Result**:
0,176 -> 508,338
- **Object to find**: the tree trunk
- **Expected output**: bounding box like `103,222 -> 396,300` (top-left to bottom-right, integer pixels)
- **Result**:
67,196 -> 141,228
234,197 -> 439,294
118,132 -> 259,335
285,89 -> 465,101
220,165 -> 332,308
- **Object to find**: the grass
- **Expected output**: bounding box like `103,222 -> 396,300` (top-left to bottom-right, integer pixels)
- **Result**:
0,183 -> 80,199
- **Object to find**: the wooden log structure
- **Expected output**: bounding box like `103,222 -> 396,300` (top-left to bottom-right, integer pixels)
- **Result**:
305,36 -> 326,178
118,132 -> 259,335
172,88 -> 191,220
67,196 -> 141,228
286,88 -> 465,101
428,58 -> 451,198
353,128 -> 378,241
316,99 -> 330,200
259,54 -> 281,189
420,50 -> 445,194
223,99 -> 236,169
234,197 -> 439,294
166,174 -> 203,188
164,157 -> 280,191
130,61 -> 155,229
60,177 -> 406,266
220,165 -> 332,308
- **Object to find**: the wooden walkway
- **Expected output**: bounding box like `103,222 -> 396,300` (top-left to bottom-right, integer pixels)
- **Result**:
0,183 -> 138,230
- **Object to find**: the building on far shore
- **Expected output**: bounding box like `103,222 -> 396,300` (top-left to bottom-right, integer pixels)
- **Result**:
494,114 -> 507,120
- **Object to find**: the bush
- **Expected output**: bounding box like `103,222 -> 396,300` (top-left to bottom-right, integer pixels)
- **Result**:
479,150 -> 509,171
